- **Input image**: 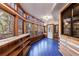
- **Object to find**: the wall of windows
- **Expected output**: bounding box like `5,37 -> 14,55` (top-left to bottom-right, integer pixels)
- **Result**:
0,9 -> 14,40
0,3 -> 45,40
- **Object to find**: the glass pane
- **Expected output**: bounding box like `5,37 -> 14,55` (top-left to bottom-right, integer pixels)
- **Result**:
73,16 -> 79,37
38,25 -> 43,35
7,3 -> 15,9
26,22 -> 32,35
18,19 -> 23,35
26,15 -> 32,20
18,7 -> 24,16
63,18 -> 71,35
73,4 -> 79,16
33,24 -> 38,35
0,9 -> 14,40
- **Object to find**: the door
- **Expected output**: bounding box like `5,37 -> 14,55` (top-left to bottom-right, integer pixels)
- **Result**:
47,25 -> 53,39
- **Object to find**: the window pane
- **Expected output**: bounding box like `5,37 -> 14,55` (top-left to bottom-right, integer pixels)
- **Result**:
26,15 -> 33,20
0,9 -> 14,40
18,19 -> 23,35
73,4 -> 79,16
33,24 -> 38,35
63,18 -> 71,35
72,4 -> 79,38
26,22 -> 32,35
7,3 -> 16,9
72,16 -> 79,37
18,7 -> 24,16
38,25 -> 43,35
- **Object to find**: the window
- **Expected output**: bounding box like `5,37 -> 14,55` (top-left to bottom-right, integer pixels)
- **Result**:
26,22 -> 32,35
38,25 -> 43,35
7,3 -> 16,9
26,15 -> 33,20
0,9 -> 14,40
33,24 -> 38,35
72,16 -> 79,37
61,4 -> 72,36
54,25 -> 59,33
18,7 -> 24,16
72,4 -> 79,38
61,3 -> 79,38
63,18 -> 71,35
18,18 -> 23,35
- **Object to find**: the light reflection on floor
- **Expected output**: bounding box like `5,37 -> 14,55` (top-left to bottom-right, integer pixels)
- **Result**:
28,38 -> 62,56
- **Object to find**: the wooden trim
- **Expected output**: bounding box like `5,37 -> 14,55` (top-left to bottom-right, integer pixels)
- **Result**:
60,3 -> 71,13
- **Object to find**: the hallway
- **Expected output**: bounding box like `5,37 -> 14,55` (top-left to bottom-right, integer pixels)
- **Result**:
0,3 -> 79,56
28,38 -> 62,56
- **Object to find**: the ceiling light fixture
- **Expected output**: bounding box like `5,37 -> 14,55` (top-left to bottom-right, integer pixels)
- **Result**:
42,15 -> 52,21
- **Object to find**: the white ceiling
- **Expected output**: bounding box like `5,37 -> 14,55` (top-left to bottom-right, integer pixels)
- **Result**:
20,3 -> 54,21
20,3 -> 66,24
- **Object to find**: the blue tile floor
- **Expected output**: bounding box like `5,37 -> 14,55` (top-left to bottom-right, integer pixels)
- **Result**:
28,38 -> 62,56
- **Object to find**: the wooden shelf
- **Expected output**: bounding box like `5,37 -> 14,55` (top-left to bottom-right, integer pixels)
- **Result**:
9,47 -> 23,56
8,41 -> 30,56
0,34 -> 45,56
23,46 -> 31,56
0,37 -> 29,56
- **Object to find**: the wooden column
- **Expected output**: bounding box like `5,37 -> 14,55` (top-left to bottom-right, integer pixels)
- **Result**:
32,23 -> 35,36
14,4 -> 19,36
23,13 -> 26,34
14,16 -> 18,36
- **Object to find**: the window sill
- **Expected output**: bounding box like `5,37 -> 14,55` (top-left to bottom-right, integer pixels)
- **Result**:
0,33 -> 30,46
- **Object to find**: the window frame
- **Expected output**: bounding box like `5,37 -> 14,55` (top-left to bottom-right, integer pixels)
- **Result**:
0,9 -> 15,39
61,3 -> 79,38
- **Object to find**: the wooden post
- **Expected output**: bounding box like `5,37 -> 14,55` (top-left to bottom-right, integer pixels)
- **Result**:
14,4 -> 18,36
14,16 -> 18,36
23,13 -> 26,34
